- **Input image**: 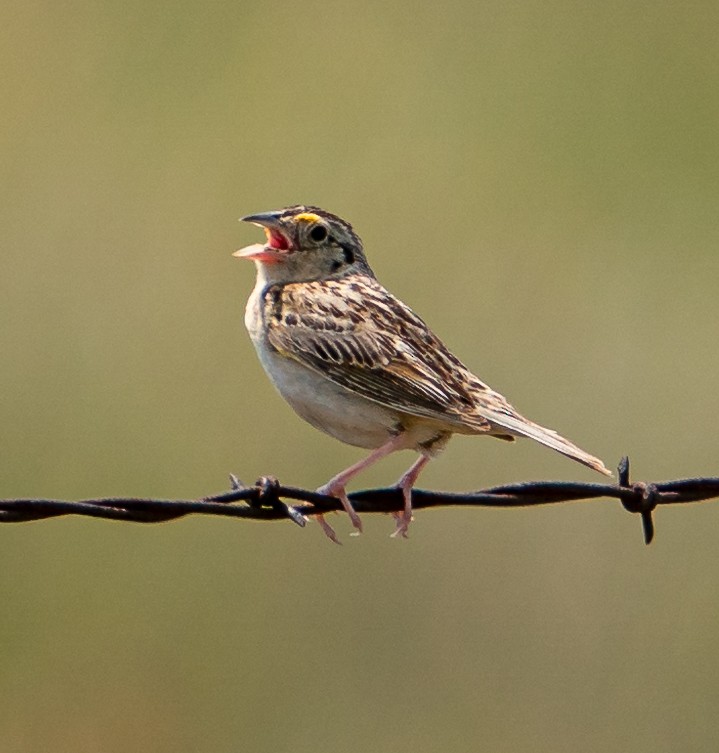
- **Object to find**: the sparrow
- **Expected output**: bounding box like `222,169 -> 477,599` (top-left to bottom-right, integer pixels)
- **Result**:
234,205 -> 610,542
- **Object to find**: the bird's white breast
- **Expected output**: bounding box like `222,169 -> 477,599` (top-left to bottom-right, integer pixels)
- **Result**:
244,277 -> 401,449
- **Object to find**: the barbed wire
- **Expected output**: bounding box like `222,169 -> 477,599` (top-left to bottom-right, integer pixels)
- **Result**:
1,457 -> 717,544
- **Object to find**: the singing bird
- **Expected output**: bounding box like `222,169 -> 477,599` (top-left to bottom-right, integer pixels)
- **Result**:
235,206 -> 610,542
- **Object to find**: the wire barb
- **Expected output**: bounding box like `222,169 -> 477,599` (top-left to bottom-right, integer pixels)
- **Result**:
1,457 -> 718,544
615,458 -> 658,544
252,476 -> 307,528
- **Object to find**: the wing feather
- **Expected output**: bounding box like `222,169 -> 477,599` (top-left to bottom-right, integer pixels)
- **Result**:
263,276 -> 488,429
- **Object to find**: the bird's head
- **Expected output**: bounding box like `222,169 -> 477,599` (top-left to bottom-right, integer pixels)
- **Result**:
234,205 -> 371,283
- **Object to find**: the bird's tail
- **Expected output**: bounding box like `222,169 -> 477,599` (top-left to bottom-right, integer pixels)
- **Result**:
480,407 -> 612,477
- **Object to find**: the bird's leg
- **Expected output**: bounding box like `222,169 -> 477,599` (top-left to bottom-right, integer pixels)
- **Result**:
391,454 -> 431,538
316,433 -> 407,540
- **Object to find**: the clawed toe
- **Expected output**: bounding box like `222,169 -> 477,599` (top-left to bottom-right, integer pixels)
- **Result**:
316,483 -> 363,539
390,510 -> 412,539
316,514 -> 342,545
342,504 -> 363,534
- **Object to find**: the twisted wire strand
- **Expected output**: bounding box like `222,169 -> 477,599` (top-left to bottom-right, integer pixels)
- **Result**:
2,458 -> 717,544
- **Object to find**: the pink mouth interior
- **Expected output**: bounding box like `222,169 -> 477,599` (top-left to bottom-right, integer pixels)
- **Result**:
265,228 -> 290,250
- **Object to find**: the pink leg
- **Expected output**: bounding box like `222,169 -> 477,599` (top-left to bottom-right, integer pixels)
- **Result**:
391,454 -> 431,538
316,433 -> 407,541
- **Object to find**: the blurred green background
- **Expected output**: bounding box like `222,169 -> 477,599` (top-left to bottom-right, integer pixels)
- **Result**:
2,1 -> 719,751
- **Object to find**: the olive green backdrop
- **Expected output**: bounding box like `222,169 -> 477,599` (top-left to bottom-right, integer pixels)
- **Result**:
1,1 -> 718,751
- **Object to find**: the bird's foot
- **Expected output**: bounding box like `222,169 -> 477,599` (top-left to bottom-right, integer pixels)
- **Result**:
389,458 -> 427,539
390,510 -> 412,539
316,482 -> 363,537
315,513 -> 342,545
389,487 -> 413,538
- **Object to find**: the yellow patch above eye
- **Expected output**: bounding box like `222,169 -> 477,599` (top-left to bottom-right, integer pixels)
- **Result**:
293,212 -> 322,224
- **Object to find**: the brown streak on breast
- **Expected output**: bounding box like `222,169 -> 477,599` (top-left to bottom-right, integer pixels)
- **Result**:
266,287 -> 284,321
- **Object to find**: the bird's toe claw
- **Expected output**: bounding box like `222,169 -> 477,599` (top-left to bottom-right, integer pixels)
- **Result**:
316,514 -> 342,545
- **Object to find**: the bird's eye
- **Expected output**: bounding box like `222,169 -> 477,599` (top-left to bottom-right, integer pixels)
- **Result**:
309,224 -> 328,242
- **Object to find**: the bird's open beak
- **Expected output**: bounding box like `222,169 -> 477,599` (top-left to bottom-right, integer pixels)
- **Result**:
232,243 -> 285,263
233,210 -> 292,264
240,211 -> 284,227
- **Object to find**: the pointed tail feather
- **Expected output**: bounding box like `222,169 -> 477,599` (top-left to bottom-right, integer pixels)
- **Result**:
480,408 -> 612,477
